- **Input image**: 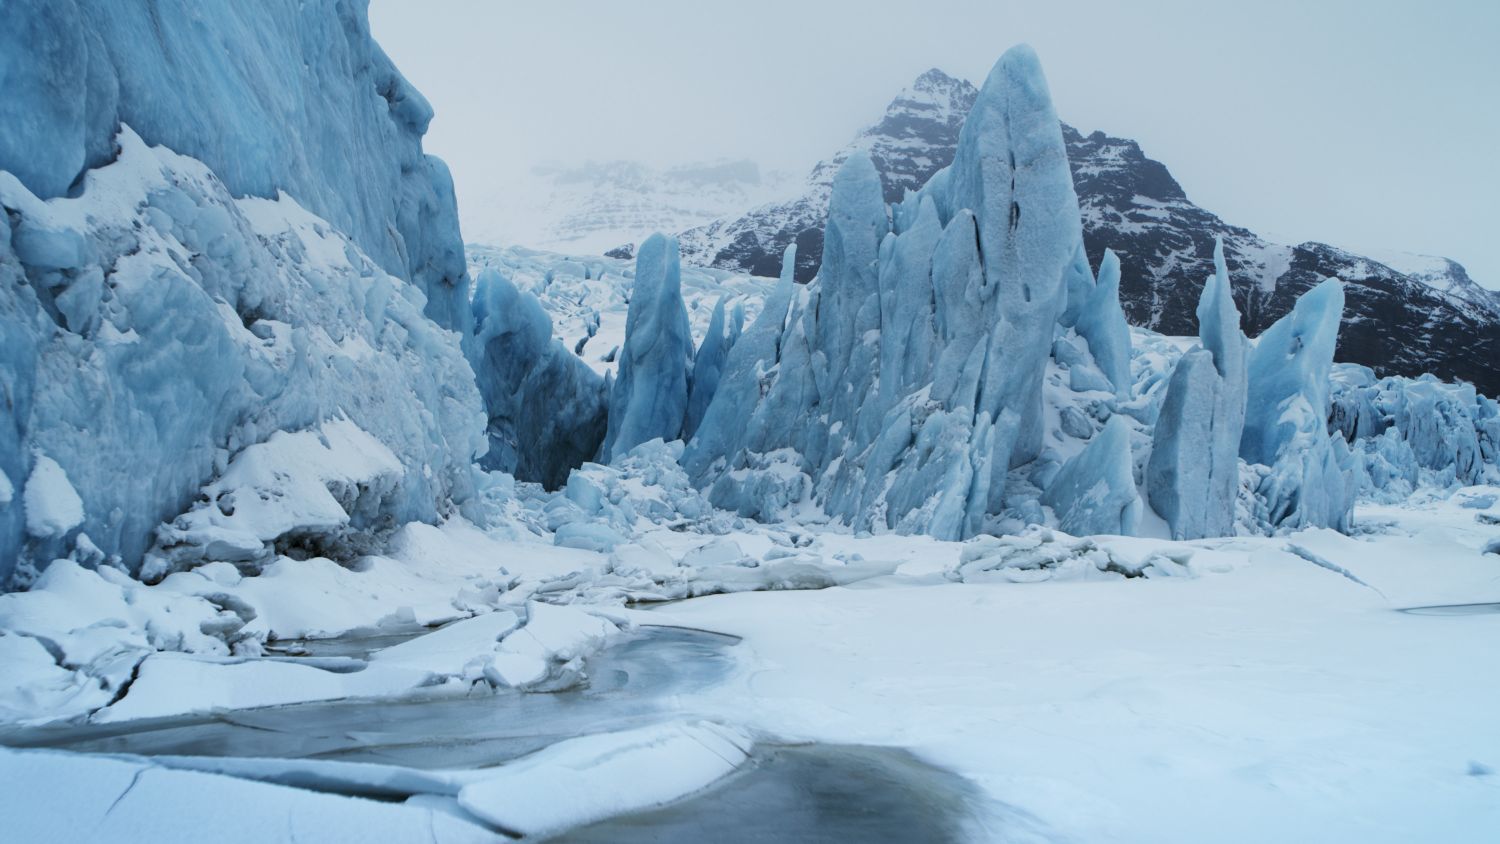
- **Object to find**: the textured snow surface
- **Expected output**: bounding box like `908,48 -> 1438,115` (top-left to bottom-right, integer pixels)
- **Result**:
21,454 -> 84,539
0,748 -> 499,843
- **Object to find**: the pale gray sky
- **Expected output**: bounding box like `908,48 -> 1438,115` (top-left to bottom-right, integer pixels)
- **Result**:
372,0 -> 1499,286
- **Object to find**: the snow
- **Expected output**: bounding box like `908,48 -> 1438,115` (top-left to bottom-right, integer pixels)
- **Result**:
0,747 -> 498,843
22,453 -> 84,539
456,721 -> 753,837
145,417 -> 405,579
643,502 -> 1500,842
94,652 -> 436,723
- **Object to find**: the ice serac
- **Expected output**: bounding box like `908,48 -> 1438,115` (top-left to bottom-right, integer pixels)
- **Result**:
601,234 -> 695,462
1241,277 -> 1356,530
1146,239 -> 1249,539
683,295 -> 744,441
1330,366 -> 1500,500
686,45 -> 1084,538
1041,416 -> 1142,536
1073,249 -> 1133,399
0,0 -> 469,335
471,269 -> 608,489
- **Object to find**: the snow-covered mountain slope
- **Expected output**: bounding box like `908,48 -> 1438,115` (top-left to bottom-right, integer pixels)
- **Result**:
464,160 -> 795,258
678,69 -> 1500,395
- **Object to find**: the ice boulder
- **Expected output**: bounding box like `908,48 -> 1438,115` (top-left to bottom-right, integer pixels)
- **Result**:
0,0 -> 470,334
1146,239 -> 1249,539
601,234 -> 695,462
471,268 -> 608,489
1241,278 -> 1356,530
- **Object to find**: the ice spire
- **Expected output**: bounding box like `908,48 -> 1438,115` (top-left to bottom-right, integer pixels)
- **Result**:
600,234 -> 694,462
1145,238 -> 1249,539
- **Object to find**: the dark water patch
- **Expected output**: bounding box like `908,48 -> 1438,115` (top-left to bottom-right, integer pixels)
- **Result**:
552,743 -> 997,843
1398,602 -> 1500,616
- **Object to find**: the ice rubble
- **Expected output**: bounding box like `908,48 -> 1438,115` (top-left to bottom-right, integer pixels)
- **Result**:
0,130 -> 485,585
1331,366 -> 1500,499
470,267 -> 608,488
0,0 -> 471,334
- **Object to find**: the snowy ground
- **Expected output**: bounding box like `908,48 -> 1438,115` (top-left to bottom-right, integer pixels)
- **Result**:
2,487 -> 1497,841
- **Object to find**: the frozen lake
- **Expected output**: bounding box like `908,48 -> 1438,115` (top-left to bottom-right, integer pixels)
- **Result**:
1,622 -> 989,840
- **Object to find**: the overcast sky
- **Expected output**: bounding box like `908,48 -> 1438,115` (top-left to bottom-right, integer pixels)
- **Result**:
372,0 -> 1499,286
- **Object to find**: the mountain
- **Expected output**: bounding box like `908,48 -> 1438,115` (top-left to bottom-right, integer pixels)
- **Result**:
678,69 -> 1500,395
463,159 -> 794,257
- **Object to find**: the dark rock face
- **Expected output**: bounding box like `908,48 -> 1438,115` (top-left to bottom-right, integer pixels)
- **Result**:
681,69 -> 1500,394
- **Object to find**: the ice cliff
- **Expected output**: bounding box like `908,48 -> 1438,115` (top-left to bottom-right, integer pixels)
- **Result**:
0,0 -> 469,334
0,5 -> 484,585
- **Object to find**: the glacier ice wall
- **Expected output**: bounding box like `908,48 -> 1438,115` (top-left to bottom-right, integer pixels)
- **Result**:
1241,278 -> 1356,530
1145,239 -> 1249,539
0,0 -> 470,334
471,269 -> 608,489
0,131 -> 485,585
601,234 -> 696,462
